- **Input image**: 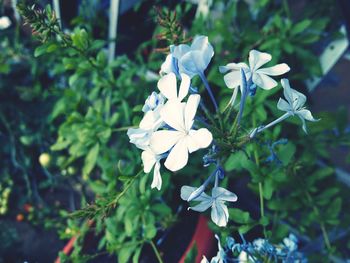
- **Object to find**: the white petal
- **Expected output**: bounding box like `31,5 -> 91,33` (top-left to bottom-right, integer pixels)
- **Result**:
211,201 -> 229,227
190,199 -> 213,212
178,73 -> 190,101
185,94 -> 201,131
164,138 -> 189,171
127,128 -> 150,150
139,111 -> 157,130
187,128 -> 213,153
256,63 -> 290,76
219,62 -> 249,73
277,98 -> 292,112
223,71 -> 242,89
249,50 -> 271,70
200,256 -> 210,263
141,150 -> 156,173
160,54 -> 175,76
281,78 -> 293,104
297,109 -> 318,122
212,187 -> 238,202
180,185 -> 211,201
253,72 -> 278,90
150,130 -> 183,154
160,100 -> 186,131
151,161 -> 162,190
157,73 -> 177,100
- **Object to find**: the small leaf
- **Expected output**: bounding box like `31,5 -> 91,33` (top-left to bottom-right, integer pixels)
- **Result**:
83,143 -> 100,176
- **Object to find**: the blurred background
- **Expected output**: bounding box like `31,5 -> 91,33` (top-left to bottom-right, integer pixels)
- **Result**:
0,0 -> 350,262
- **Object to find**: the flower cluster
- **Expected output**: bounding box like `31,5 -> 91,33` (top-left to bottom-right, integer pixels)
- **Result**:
202,234 -> 307,263
128,71 -> 213,190
128,35 -> 318,227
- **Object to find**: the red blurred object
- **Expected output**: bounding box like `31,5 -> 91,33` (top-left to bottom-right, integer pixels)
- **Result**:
23,203 -> 33,213
179,215 -> 215,263
16,213 -> 24,222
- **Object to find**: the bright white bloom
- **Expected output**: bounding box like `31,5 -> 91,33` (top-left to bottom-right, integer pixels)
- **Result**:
127,110 -> 163,150
150,94 -> 212,171
157,72 -> 190,102
220,49 -> 290,90
142,91 -> 165,113
181,185 -> 238,227
0,16 -> 11,30
141,149 -> 162,190
277,79 -> 318,133
160,36 -> 214,78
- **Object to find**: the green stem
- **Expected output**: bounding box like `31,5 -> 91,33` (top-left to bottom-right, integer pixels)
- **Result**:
109,169 -> 143,208
149,240 -> 164,263
252,115 -> 267,238
112,126 -> 137,132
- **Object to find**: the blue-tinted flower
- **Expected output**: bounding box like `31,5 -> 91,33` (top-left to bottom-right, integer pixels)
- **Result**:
283,234 -> 298,252
277,79 -> 318,133
142,91 -> 165,113
220,50 -> 290,91
181,186 -> 237,227
161,36 -> 214,78
201,235 -> 227,263
127,110 -> 164,150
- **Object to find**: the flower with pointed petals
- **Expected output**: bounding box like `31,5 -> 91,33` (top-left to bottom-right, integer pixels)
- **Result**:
141,149 -> 162,190
157,72 -> 190,102
181,185 -> 238,227
142,91 -> 165,113
277,78 -> 318,133
160,36 -> 214,78
127,110 -> 163,150
150,94 -> 213,171
220,49 -> 290,91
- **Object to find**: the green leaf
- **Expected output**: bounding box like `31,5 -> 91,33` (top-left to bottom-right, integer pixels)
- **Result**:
229,208 -> 251,224
34,45 -> 49,57
184,241 -> 198,263
83,143 -> 100,176
291,19 -> 312,35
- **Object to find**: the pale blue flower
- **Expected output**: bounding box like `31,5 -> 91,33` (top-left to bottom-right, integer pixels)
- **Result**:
161,36 -> 214,78
200,235 -> 226,263
180,185 -> 237,227
220,50 -> 290,91
277,79 -> 318,133
142,92 -> 165,113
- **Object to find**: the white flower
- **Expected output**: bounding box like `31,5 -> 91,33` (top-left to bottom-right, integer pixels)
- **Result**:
220,49 -> 290,90
181,186 -> 238,227
141,149 -> 162,190
150,94 -> 213,171
0,16 -> 11,30
142,91 -> 165,113
160,36 -> 214,78
277,79 -> 318,133
157,72 -> 190,102
127,110 -> 163,150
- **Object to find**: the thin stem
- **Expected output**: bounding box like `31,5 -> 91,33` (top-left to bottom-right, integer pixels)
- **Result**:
149,240 -> 164,263
237,86 -> 248,125
253,112 -> 292,136
199,73 -> 218,112
253,115 -> 267,238
109,169 -> 143,207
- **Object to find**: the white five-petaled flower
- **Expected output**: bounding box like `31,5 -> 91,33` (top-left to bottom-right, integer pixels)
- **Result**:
150,94 -> 213,171
220,49 -> 290,91
277,79 -> 318,133
141,148 -> 162,190
181,185 -> 238,227
0,16 -> 11,30
160,36 -> 214,78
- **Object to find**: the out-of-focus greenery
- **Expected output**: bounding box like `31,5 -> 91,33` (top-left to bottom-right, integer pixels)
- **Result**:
0,0 -> 349,262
